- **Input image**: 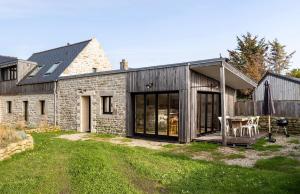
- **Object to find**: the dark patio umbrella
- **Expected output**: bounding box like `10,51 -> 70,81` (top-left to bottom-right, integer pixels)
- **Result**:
262,80 -> 276,142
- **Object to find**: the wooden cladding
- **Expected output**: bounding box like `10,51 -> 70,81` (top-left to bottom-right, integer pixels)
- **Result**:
0,81 -> 54,95
127,66 -> 187,92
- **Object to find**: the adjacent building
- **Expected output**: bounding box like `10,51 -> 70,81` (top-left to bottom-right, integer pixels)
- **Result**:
0,38 -> 256,143
253,71 -> 300,117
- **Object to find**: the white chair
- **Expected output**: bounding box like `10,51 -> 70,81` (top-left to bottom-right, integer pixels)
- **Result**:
218,117 -> 230,136
252,116 -> 260,135
241,117 -> 255,137
228,119 -> 240,138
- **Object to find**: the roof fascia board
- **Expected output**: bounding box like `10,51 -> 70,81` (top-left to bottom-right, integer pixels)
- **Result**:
223,62 -> 257,87
259,71 -> 300,85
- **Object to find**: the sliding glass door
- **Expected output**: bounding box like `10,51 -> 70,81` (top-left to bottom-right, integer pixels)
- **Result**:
146,94 -> 156,135
197,92 -> 220,135
134,92 -> 179,138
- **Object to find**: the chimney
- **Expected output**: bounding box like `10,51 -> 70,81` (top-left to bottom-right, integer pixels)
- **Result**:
120,59 -> 128,70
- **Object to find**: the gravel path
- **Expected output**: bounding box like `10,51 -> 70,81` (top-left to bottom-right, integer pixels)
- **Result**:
222,135 -> 300,167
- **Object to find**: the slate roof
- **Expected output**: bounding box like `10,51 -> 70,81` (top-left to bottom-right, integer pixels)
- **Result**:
0,55 -> 17,66
259,71 -> 300,85
19,39 -> 91,85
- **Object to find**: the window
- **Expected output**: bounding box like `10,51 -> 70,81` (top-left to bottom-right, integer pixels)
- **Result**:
102,96 -> 112,114
1,66 -> 17,81
134,92 -> 179,138
40,100 -> 45,115
7,101 -> 12,113
29,66 -> 43,77
45,61 -> 62,75
23,101 -> 28,122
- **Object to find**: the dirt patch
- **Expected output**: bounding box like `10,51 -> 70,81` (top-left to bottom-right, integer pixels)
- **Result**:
57,133 -> 90,141
103,137 -> 176,150
221,135 -> 300,167
57,133 -> 177,150
191,152 -> 214,161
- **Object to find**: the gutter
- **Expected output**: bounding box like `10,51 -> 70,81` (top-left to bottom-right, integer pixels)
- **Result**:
54,80 -> 58,126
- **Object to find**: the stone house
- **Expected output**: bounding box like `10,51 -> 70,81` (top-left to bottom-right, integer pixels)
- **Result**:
0,38 -> 256,143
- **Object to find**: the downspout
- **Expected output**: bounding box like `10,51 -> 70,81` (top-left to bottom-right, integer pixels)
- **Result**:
54,80 -> 57,126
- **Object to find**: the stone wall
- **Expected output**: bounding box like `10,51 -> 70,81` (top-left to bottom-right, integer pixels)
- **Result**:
0,134 -> 33,161
0,94 -> 55,127
57,73 -> 127,135
17,60 -> 37,82
259,116 -> 300,134
61,38 -> 112,77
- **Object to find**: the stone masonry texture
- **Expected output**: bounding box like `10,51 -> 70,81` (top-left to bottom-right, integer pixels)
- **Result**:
61,38 -> 112,77
0,94 -> 55,126
259,116 -> 300,135
57,73 -> 127,135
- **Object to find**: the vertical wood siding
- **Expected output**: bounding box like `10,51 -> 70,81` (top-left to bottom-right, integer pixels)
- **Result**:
189,70 -> 236,139
126,65 -> 189,142
235,100 -> 300,118
127,66 -> 187,92
126,67 -> 237,142
0,81 -> 54,95
255,74 -> 300,101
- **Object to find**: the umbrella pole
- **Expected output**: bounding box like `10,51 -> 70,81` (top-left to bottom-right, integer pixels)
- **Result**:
268,115 -> 272,142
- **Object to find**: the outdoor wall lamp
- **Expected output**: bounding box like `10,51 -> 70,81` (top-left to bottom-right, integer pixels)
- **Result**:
145,82 -> 153,89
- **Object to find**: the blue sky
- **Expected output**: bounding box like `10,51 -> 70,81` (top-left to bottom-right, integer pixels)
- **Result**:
0,0 -> 299,70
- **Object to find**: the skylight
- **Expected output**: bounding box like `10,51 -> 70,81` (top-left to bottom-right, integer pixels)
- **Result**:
29,66 -> 42,77
45,61 -> 62,75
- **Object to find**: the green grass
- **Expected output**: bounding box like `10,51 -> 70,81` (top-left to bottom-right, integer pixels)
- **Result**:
91,133 -> 117,138
0,132 -> 300,194
120,138 -> 133,143
252,139 -> 283,151
288,139 -> 300,144
187,142 -> 219,152
162,143 -> 181,149
255,156 -> 300,173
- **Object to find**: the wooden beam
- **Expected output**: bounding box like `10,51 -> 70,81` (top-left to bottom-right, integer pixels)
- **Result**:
220,64 -> 227,146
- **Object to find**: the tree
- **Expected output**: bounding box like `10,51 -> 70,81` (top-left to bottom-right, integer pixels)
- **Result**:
228,32 -> 268,97
287,68 -> 300,78
267,39 -> 295,74
228,32 -> 268,82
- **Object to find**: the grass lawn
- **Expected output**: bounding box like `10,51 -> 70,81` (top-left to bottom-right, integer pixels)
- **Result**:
0,132 -> 300,194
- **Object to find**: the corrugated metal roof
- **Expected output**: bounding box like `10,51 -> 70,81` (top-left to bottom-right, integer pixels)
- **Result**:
19,39 -> 91,85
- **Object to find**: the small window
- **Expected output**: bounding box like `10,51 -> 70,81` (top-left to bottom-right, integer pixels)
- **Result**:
1,66 -> 17,81
102,96 -> 112,114
45,61 -> 62,75
40,100 -> 45,115
29,66 -> 42,77
7,101 -> 12,113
